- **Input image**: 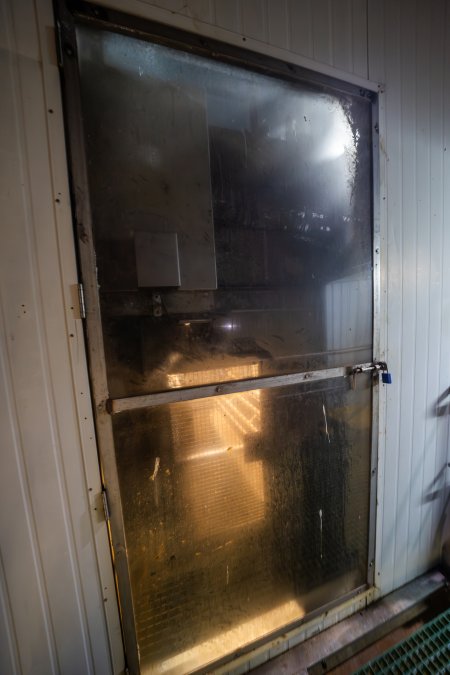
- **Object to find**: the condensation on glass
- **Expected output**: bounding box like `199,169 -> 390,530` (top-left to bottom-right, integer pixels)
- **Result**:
75,22 -> 374,675
76,25 -> 373,399
113,375 -> 371,674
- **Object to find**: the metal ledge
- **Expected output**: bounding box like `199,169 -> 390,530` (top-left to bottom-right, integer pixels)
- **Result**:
246,570 -> 446,675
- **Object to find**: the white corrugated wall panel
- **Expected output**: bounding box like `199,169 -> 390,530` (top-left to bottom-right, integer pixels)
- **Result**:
122,0 -> 369,77
240,0 -> 268,41
430,0 -> 450,581
436,0 -> 450,572
266,0 -> 288,50
0,0 -> 124,673
90,0 -> 372,90
288,0 -> 314,57
369,0 -> 450,594
0,554 -> 21,675
213,0 -> 241,34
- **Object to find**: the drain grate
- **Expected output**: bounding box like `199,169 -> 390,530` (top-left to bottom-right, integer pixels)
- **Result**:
353,606 -> 450,674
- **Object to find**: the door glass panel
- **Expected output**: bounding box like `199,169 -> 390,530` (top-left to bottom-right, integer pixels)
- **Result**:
73,19 -> 374,673
113,374 -> 371,674
76,25 -> 373,399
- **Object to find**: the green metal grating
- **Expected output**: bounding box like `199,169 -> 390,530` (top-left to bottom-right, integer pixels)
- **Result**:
353,606 -> 450,674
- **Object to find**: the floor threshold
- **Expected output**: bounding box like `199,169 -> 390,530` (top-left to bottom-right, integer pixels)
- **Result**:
249,569 -> 447,675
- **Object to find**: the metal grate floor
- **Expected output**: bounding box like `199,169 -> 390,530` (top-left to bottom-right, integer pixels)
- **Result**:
353,606 -> 450,674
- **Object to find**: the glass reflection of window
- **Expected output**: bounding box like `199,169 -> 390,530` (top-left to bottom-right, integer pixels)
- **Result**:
158,598 -> 305,675
166,363 -> 259,389
168,364 -> 265,538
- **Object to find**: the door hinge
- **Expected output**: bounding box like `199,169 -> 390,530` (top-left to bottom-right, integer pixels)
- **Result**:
101,488 -> 111,523
77,282 -> 86,319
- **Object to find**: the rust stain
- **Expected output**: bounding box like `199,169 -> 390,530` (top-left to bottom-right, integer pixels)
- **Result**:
78,222 -> 89,244
379,135 -> 390,162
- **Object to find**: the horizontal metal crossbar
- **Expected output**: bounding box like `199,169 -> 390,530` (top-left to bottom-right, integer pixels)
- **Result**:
107,362 -> 373,414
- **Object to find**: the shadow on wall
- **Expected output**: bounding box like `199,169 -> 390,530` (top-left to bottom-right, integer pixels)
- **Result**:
425,388 -> 450,567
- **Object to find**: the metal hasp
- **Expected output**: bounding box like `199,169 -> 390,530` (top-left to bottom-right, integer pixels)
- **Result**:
351,361 -> 390,389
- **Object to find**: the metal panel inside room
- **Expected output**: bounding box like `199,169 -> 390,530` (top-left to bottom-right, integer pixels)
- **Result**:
58,11 -> 376,672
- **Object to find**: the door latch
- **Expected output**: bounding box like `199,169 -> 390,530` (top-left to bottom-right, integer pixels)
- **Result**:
351,361 -> 392,389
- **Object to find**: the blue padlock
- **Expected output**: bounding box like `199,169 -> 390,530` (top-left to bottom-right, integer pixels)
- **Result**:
382,371 -> 392,384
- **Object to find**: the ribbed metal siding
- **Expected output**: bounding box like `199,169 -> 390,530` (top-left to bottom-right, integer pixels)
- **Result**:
369,0 -> 450,595
0,0 -> 123,673
136,0 -> 369,78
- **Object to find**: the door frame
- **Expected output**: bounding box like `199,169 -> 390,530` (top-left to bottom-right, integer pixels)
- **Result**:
55,2 -> 381,671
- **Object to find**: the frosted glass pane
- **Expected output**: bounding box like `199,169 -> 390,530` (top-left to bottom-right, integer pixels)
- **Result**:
113,374 -> 371,673
76,25 -> 373,398
74,20 -> 374,672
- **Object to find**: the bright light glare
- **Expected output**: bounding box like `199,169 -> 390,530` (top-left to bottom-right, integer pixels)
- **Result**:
151,598 -> 305,674
317,109 -> 354,162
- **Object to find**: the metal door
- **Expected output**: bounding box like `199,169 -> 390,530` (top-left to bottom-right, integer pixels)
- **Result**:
58,4 -> 379,673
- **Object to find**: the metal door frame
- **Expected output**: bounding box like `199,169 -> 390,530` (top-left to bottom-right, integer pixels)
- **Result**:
55,2 -> 381,671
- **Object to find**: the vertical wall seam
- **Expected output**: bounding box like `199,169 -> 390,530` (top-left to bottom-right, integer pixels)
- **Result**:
384,0 -> 403,593
366,0 -> 369,79
308,0 -> 313,58
285,0 -> 291,51
350,0 -> 355,74
263,0 -> 270,44
428,1 -> 443,564
0,552 -> 21,675
430,0 -> 448,567
396,0 -> 418,587
327,0 -> 334,67
419,0 -> 436,572
237,0 -> 243,34
406,0 -> 422,580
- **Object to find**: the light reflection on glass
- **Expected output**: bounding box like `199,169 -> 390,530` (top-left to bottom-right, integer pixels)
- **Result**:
77,23 -> 373,399
166,362 -> 259,389
168,364 -> 264,538
155,598 -> 305,675
113,375 -> 371,674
